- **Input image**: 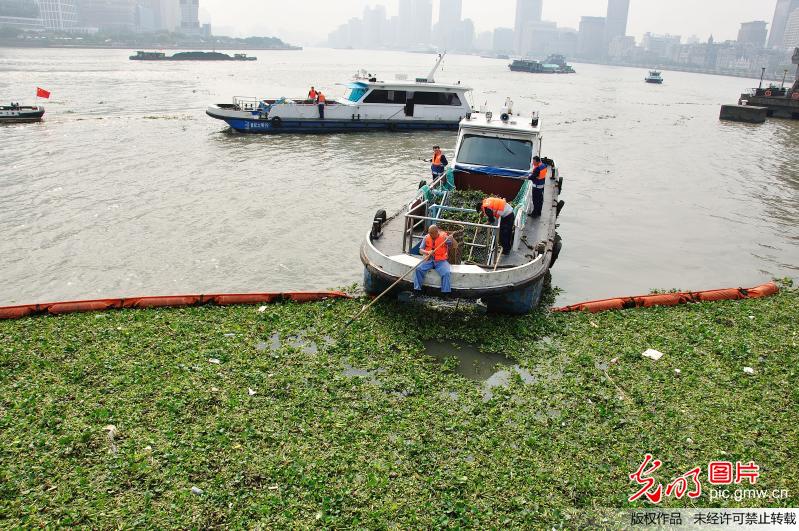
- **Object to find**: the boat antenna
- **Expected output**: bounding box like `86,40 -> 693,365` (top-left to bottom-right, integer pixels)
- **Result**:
426,52 -> 446,83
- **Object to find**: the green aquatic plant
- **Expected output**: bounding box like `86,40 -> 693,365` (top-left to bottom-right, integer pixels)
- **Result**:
0,285 -> 796,528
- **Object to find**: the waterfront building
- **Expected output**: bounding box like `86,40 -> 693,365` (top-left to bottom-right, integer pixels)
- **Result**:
179,0 -> 198,34
0,0 -> 44,30
436,0 -> 462,49
578,16 -> 605,60
737,21 -> 768,48
37,0 -> 78,31
363,5 -> 387,48
768,0 -> 799,49
75,0 -> 136,32
492,27 -> 514,54
411,0 -> 432,48
604,0 -> 629,53
783,9 -> 799,48
514,0 -> 543,54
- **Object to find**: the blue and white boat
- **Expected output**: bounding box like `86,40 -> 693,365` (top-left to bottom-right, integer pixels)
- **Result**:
206,54 -> 472,134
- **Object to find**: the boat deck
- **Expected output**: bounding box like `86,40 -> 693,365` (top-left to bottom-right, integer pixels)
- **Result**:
373,176 -> 559,270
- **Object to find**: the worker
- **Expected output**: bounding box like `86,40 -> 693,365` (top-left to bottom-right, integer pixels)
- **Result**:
317,91 -> 326,120
529,156 -> 549,218
308,86 -> 318,101
414,225 -> 454,294
427,146 -> 448,179
477,197 -> 514,255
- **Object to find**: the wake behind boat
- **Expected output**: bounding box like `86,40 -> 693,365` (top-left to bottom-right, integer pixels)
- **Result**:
206,54 -> 472,134
0,103 -> 45,123
361,103 -> 565,314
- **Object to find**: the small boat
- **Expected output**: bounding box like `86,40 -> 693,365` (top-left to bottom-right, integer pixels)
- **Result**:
206,54 -> 472,134
361,102 -> 564,314
129,51 -> 257,61
0,103 -> 45,123
645,70 -> 664,84
509,55 -> 575,74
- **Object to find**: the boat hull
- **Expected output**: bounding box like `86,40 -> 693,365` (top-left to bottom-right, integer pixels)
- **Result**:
645,79 -> 664,84
213,115 -> 461,133
0,108 -> 45,123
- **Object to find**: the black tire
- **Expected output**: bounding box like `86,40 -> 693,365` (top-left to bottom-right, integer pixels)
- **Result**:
370,209 -> 388,240
418,180 -> 428,189
550,233 -> 563,268
270,116 -> 282,127
556,200 -> 565,217
557,177 -> 564,191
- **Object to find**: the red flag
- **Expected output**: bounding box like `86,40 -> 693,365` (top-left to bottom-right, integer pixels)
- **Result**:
36,87 -> 51,99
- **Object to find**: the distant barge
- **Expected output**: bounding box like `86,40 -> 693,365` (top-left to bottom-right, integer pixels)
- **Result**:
129,51 -> 257,61
509,55 -> 575,74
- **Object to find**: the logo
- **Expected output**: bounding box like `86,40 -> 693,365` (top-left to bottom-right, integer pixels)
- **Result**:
629,455 -> 761,504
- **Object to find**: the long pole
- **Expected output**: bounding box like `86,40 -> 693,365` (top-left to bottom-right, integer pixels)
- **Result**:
346,234 -> 458,327
781,69 -> 788,89
758,67 -> 766,90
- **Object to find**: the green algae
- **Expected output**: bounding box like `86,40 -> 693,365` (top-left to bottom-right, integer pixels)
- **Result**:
0,286 -> 797,528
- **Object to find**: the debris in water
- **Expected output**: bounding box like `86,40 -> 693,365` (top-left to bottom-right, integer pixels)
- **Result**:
208,358 -> 221,365
211,386 -> 219,393
590,321 -> 599,329
224,333 -> 235,338
258,306 -> 267,313
191,486 -> 203,496
642,349 -> 664,361
248,388 -> 257,396
103,425 -> 118,454
743,367 -> 755,375
674,369 -> 682,376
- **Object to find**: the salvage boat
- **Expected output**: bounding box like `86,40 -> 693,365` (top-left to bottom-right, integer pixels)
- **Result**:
0,103 -> 45,123
130,51 -> 257,61
206,54 -> 472,134
509,55 -> 576,74
361,103 -> 564,314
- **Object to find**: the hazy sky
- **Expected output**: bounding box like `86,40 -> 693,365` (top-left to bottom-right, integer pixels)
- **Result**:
200,0 -> 777,46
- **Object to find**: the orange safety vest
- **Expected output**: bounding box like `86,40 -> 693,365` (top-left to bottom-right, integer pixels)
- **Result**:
317,94 -> 326,104
532,162 -> 548,182
482,197 -> 507,216
308,89 -> 318,99
423,231 -> 449,261
432,151 -> 443,165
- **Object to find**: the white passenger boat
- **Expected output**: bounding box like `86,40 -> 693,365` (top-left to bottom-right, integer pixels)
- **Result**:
206,54 -> 472,134
360,104 -> 565,314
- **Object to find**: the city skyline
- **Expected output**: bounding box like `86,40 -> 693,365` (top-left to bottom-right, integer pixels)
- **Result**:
197,0 -> 779,45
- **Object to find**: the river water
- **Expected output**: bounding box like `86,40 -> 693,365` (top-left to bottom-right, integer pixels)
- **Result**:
1,47 -> 797,306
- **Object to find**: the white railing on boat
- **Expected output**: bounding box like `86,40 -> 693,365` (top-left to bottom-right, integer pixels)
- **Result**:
233,96 -> 261,111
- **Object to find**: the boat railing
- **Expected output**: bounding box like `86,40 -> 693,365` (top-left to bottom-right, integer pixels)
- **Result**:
402,172 -> 503,267
233,96 -> 261,111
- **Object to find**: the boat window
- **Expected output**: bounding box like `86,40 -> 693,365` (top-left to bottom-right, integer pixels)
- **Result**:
412,91 -> 462,106
345,87 -> 368,102
457,135 -> 533,171
363,90 -> 407,104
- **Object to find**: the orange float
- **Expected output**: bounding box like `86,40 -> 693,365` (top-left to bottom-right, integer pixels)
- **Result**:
0,291 -> 350,320
553,282 -> 779,314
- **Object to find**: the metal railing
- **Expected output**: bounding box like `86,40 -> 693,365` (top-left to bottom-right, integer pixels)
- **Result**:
401,172 -> 503,267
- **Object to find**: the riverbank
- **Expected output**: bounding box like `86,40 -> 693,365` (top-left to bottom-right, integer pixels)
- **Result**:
1,285 -> 797,527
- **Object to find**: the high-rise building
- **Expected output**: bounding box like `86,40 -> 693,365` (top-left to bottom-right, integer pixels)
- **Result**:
75,0 -> 136,32
783,8 -> 799,48
768,0 -> 799,48
514,0 -> 543,53
179,0 -> 198,34
411,0 -> 432,47
492,27 -> 514,53
158,0 -> 179,32
37,0 -> 78,31
436,0 -> 462,49
0,0 -> 45,30
398,0 -> 413,46
737,20 -> 768,48
578,16 -> 605,59
605,0 -> 629,52
363,5 -> 387,48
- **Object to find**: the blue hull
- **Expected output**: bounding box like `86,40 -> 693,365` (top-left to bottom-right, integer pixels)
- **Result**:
218,116 -> 461,134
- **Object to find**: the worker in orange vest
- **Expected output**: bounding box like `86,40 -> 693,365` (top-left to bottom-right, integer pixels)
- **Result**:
414,225 -> 454,294
427,145 -> 449,179
308,86 -> 318,100
317,91 -> 326,120
529,156 -> 549,218
477,197 -> 515,255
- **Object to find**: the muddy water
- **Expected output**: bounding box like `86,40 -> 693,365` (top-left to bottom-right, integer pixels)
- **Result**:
1,47 -> 797,305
